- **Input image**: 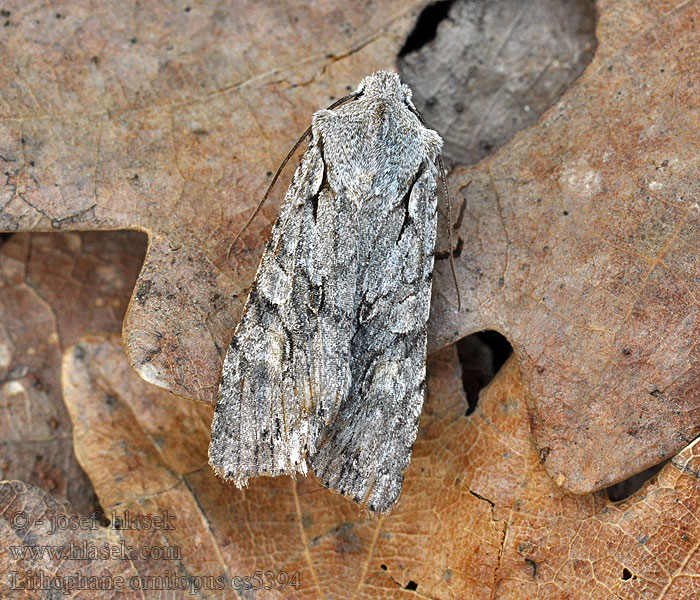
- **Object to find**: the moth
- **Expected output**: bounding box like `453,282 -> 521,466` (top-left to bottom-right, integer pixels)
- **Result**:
209,70 -> 445,513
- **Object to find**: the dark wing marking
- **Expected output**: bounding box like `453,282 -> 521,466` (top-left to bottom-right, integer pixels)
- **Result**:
209,140 -> 351,483
310,162 -> 438,513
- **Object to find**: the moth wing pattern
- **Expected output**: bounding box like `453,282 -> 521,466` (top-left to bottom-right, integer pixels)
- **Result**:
209,71 -> 442,513
209,140 -> 349,484
309,159 -> 439,513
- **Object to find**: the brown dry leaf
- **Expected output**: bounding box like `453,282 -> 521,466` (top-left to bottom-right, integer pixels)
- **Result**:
0,232 -> 146,513
0,0 -> 428,405
2,334 -> 692,598
429,0 -> 700,492
0,0 -> 698,495
0,480 -> 142,599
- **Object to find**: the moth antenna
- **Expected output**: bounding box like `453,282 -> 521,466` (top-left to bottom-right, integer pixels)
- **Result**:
437,155 -> 462,312
227,125 -> 310,261
327,91 -> 362,110
227,91 -> 360,261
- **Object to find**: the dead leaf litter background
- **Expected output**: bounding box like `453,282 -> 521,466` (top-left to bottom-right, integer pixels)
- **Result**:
5,337 -> 700,598
1,0 -> 700,597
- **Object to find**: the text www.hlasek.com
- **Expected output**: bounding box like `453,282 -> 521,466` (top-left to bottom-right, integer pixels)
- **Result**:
9,540 -> 181,561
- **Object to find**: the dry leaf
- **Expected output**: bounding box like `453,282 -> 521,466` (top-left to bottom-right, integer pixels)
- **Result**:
0,0 -> 698,496
429,0 -> 700,492
0,232 -> 145,513
0,480 -> 141,599
0,0 -> 427,405
3,334 -> 697,598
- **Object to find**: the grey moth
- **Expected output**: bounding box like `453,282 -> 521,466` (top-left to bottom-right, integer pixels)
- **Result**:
209,70 -> 443,513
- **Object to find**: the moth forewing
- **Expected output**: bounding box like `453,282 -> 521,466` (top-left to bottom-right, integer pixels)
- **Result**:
209,71 -> 442,514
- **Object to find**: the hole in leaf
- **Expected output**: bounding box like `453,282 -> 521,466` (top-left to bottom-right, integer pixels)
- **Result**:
457,331 -> 513,414
621,568 -> 634,580
398,0 -> 598,165
605,460 -> 669,501
88,492 -> 111,527
405,580 -> 418,591
398,0 -> 455,56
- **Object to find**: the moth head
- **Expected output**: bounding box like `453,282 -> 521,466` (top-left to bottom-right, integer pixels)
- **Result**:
356,70 -> 412,106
